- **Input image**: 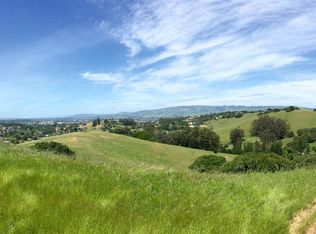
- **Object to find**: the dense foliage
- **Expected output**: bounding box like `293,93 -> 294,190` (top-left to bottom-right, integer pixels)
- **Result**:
230,128 -> 244,154
222,153 -> 290,173
285,136 -> 310,154
32,142 -> 75,156
189,155 -> 226,172
290,154 -> 316,169
169,127 -> 220,151
297,128 -> 316,143
284,106 -> 300,112
108,122 -> 221,152
250,115 -> 290,144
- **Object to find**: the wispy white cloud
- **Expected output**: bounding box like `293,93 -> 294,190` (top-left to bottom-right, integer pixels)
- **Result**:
104,76 -> 316,112
87,0 -> 316,108
82,72 -> 124,84
189,77 -> 316,107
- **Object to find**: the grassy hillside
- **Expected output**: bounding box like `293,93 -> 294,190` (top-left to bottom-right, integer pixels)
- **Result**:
1,144 -> 316,233
205,109 -> 316,144
22,131 -> 234,170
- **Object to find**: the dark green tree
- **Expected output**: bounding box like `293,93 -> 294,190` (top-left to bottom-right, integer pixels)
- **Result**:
270,141 -> 283,155
92,120 -> 97,127
285,136 -> 310,154
250,115 -> 290,144
230,128 -> 244,154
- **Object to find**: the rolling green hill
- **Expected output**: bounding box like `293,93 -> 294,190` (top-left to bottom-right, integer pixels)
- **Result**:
1,144 -> 316,233
205,109 -> 316,144
22,131 -> 234,170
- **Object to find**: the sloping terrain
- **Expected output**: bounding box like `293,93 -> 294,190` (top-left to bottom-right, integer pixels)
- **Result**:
205,110 -> 316,144
1,144 -> 316,233
22,131 -> 234,170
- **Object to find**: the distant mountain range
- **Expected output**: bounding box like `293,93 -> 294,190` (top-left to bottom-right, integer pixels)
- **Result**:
68,105 -> 284,120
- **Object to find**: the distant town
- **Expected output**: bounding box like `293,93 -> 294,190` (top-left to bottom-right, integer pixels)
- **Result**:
0,119 -> 87,144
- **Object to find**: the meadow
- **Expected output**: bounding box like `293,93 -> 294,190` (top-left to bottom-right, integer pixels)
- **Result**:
1,144 -> 316,233
205,110 -> 316,144
22,131 -> 234,170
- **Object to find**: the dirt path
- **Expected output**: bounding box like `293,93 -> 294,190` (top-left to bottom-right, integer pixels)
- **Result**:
306,221 -> 316,234
290,199 -> 316,234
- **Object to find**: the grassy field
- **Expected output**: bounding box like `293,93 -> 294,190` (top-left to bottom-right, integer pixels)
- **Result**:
22,131 -> 234,170
1,144 -> 316,233
205,109 -> 316,144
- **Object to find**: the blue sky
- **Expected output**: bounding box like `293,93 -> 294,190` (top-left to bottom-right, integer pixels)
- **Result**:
1,0 -> 316,118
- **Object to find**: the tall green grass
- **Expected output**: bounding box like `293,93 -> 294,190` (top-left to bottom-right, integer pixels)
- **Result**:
1,144 -> 316,233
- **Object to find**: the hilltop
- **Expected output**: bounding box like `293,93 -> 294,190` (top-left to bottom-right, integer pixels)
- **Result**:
22,131 -> 234,170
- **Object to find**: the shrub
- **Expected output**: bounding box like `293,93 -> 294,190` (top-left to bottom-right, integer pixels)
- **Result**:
222,153 -> 290,173
243,142 -> 254,153
291,154 -> 316,169
270,141 -> 283,156
110,127 -> 132,135
235,113 -> 243,118
285,136 -> 310,154
132,130 -> 155,141
189,155 -> 226,172
297,128 -> 316,143
287,130 -> 295,138
32,142 -> 75,156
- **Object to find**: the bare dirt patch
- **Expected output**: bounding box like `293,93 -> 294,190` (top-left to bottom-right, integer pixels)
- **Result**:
290,199 -> 316,234
69,137 -> 79,143
306,221 -> 316,234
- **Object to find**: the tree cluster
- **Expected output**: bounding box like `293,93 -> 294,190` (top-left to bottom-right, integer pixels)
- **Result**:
284,106 -> 300,112
92,118 -> 101,127
190,152 -> 316,173
250,115 -> 289,144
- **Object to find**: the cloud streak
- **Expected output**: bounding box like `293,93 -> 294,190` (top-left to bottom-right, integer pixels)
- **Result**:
87,0 -> 316,108
82,72 -> 124,84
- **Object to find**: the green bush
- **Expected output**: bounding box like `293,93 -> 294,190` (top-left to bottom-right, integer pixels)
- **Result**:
270,141 -> 283,155
290,154 -> 316,169
222,153 -> 290,173
32,142 -> 75,156
189,155 -> 226,172
285,136 -> 310,154
287,130 -> 295,138
297,128 -> 316,143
